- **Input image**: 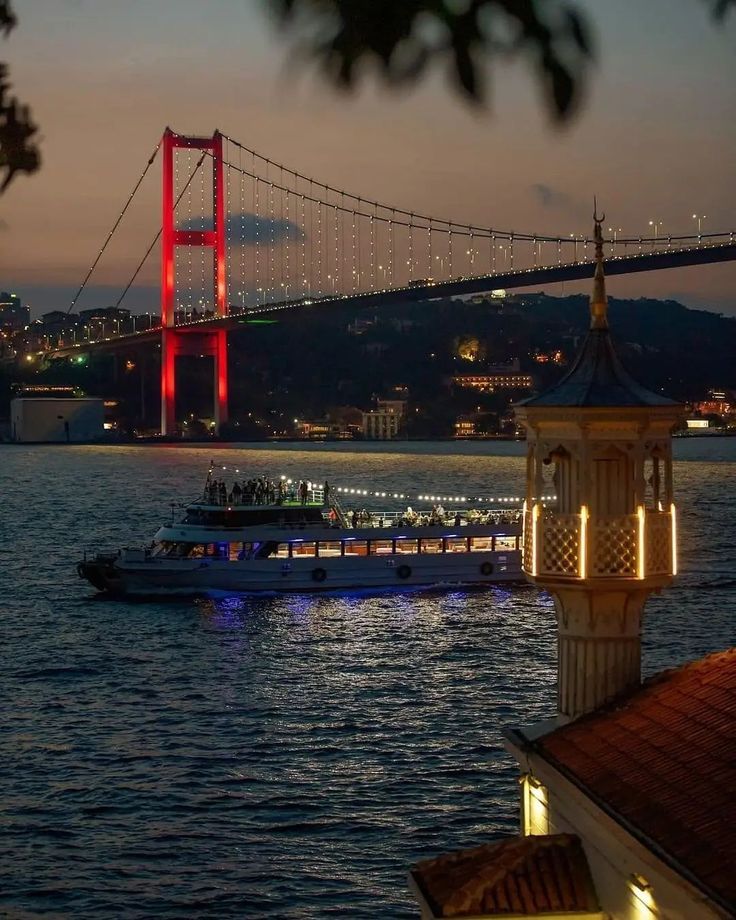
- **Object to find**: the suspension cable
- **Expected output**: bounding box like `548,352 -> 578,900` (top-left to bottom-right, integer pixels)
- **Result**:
222,133 -> 731,248
67,139 -> 162,313
114,152 -> 207,311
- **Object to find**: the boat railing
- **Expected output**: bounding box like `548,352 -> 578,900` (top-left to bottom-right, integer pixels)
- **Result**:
196,486 -> 328,507
348,509 -> 522,528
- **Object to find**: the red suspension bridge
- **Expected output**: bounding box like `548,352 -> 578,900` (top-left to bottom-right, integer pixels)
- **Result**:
44,128 -> 736,435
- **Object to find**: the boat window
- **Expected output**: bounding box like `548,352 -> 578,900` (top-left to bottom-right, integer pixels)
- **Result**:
495,536 -> 518,552
317,541 -> 342,557
165,542 -> 190,558
229,542 -> 248,561
343,540 -> 368,556
369,540 -> 394,556
395,538 -> 418,554
445,537 -> 469,553
273,543 -> 290,558
189,544 -> 206,558
291,541 -> 316,557
420,538 -> 443,554
470,536 -> 493,552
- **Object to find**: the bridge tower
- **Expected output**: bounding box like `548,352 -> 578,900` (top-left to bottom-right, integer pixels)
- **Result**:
160,128 -> 228,436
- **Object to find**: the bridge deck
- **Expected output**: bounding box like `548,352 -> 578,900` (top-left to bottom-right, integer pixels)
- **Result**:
46,241 -> 736,357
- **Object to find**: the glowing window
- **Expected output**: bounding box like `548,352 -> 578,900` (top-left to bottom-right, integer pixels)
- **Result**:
395,539 -> 418,554
291,542 -> 316,557
317,541 -> 342,557
420,538 -> 443,554
495,536 -> 518,552
369,540 -> 394,555
343,540 -> 368,556
470,536 -> 493,552
445,537 -> 469,553
274,543 -> 290,558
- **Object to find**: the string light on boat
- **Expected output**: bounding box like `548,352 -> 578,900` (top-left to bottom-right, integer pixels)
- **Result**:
206,466 -> 553,506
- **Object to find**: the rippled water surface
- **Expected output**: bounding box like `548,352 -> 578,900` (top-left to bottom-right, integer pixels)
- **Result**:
1,440 -> 734,918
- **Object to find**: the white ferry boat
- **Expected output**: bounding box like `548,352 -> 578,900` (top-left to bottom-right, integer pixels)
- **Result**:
78,476 -> 524,596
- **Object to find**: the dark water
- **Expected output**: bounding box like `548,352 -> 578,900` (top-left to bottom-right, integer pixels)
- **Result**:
1,440 -> 734,918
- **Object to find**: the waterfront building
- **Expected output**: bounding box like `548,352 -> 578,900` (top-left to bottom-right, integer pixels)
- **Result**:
0,291 -> 30,331
454,418 -> 477,438
453,372 -> 533,392
11,397 -> 104,442
38,310 -> 77,332
78,306 -> 131,325
409,216 -> 735,918
362,399 -> 406,439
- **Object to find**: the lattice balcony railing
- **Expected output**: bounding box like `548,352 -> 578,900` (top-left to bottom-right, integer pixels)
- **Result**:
523,505 -> 675,580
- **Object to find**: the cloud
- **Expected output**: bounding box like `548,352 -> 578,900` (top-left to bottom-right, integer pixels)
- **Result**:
178,211 -> 304,245
530,183 -> 571,209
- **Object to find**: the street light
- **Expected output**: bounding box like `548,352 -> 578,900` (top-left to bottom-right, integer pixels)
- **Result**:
692,213 -> 706,238
648,220 -> 663,249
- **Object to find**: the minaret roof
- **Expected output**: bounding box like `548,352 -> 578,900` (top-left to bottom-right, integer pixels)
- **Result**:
518,207 -> 679,410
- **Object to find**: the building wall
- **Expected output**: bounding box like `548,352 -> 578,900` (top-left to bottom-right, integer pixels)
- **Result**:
362,401 -> 405,439
11,399 -> 104,443
511,747 -> 726,920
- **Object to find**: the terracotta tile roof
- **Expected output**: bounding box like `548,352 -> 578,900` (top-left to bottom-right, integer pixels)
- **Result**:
411,833 -> 599,917
537,647 -> 736,911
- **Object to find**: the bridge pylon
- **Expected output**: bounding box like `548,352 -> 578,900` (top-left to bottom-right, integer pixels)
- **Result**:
160,128 -> 228,436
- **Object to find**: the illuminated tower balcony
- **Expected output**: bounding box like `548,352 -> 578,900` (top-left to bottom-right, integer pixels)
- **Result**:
523,503 -> 677,585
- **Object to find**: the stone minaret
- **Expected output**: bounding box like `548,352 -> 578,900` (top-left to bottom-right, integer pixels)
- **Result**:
515,208 -> 684,722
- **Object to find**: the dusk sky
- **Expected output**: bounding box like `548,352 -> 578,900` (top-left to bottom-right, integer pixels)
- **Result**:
1,0 -> 734,316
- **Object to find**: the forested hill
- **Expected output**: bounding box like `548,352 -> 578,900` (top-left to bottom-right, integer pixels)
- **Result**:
222,292 -> 735,416
2,292 -> 733,436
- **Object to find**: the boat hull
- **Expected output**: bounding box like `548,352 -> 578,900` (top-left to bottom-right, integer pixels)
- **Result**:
78,551 -> 523,597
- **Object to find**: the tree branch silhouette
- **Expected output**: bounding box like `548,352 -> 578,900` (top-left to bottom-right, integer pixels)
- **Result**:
271,0 -> 733,120
1,0 -> 40,193
0,0 -> 732,194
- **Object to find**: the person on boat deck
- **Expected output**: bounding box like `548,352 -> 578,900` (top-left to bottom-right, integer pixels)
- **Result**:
218,481 -> 227,504
323,480 -> 330,505
299,480 -> 309,505
277,479 -> 285,503
351,509 -> 358,528
231,481 -> 242,503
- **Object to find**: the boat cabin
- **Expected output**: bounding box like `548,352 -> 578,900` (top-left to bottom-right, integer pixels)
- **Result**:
153,533 -> 521,561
